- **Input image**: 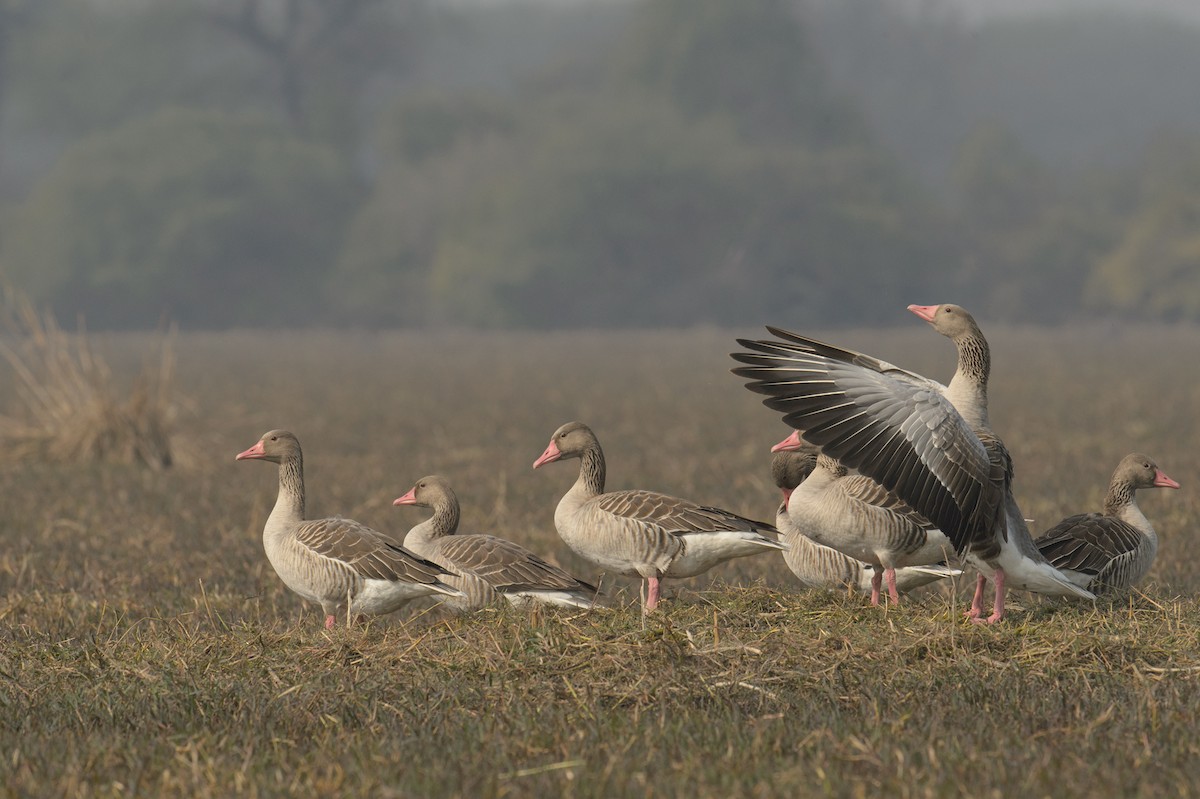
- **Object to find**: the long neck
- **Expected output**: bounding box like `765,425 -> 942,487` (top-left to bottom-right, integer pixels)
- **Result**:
1104,479 -> 1136,516
945,329 -> 991,430
269,453 -> 305,529
1104,478 -> 1157,540
574,444 -> 606,499
406,496 -> 460,549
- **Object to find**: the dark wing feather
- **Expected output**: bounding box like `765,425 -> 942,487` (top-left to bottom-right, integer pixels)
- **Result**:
1035,514 -> 1143,575
595,489 -> 777,536
295,517 -> 452,584
731,329 -> 1002,556
436,534 -> 597,593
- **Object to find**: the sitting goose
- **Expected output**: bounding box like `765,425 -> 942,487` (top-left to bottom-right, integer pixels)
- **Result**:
772,433 -> 960,601
532,421 -> 785,612
236,430 -> 463,628
393,475 -> 601,611
731,304 -> 1094,624
1035,453 -> 1179,594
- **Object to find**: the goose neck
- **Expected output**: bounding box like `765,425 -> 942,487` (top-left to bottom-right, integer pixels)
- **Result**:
269,453 -> 305,530
946,331 -> 991,429
1104,480 -> 1136,516
575,445 -> 606,499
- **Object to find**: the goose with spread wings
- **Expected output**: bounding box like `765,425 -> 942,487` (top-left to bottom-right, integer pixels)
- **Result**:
771,433 -> 960,601
731,304 -> 1094,623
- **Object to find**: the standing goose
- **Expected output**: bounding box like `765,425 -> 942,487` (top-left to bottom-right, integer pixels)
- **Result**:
393,475 -> 601,611
772,433 -> 960,601
1035,453 -> 1179,594
236,430 -> 463,628
532,421 -> 785,612
731,304 -> 1094,624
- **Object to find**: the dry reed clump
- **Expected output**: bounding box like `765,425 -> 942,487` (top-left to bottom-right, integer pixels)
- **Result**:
0,290 -> 177,469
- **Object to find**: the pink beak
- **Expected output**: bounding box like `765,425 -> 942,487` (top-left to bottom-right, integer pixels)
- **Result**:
781,487 -> 794,503
235,440 -> 266,461
393,488 -> 418,506
908,304 -> 938,323
532,439 -> 561,469
771,430 -> 805,453
1154,470 -> 1181,489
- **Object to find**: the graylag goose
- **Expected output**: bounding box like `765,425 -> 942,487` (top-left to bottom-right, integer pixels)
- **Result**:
393,475 -> 601,611
532,421 -> 784,612
731,304 -> 1094,624
236,430 -> 463,628
772,433 -> 959,602
1035,453 -> 1179,594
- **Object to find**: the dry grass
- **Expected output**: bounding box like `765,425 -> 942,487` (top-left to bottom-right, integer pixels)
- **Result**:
0,290 -> 177,470
1,324 -> 1199,797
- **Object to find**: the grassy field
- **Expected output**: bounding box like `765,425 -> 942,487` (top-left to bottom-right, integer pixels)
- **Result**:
2,323 -> 1199,797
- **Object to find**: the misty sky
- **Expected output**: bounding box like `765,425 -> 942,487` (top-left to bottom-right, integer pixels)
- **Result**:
450,0 -> 1200,25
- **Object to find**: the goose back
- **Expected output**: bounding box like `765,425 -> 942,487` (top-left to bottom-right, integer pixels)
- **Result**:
396,475 -> 600,610
1036,453 -> 1179,594
238,429 -> 461,624
535,421 -> 783,588
732,319 -> 1093,601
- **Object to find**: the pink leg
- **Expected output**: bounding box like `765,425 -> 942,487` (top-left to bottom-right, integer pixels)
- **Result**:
982,568 -> 1006,624
324,614 -> 336,630
966,575 -> 987,620
645,576 -> 661,612
885,568 -> 901,606
869,570 -> 883,606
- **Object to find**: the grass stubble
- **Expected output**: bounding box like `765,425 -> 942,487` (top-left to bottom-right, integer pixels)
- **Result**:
1,324 -> 1199,798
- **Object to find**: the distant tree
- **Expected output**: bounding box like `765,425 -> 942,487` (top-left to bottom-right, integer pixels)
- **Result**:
1,108 -> 358,328
949,122 -> 1118,319
203,0 -> 421,136
8,1 -> 255,190
330,94 -> 517,326
1086,138 -> 1200,319
347,93 -> 946,328
802,2 -> 1200,183
799,0 -> 973,183
613,0 -> 866,148
0,0 -> 57,189
424,97 -> 748,327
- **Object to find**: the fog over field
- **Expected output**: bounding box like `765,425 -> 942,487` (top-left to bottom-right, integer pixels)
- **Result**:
3,0 -> 1200,328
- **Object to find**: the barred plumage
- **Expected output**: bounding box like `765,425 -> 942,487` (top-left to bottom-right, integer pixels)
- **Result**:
731,303 -> 1094,623
533,421 -> 784,612
395,475 -> 601,611
771,438 -> 958,603
1036,453 -> 1179,594
236,430 -> 463,629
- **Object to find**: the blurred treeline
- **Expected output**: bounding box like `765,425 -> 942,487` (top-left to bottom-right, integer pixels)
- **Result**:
1,0 -> 1199,329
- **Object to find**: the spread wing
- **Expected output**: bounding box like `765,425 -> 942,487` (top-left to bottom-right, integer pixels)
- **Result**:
731,328 -> 1003,556
294,517 -> 453,585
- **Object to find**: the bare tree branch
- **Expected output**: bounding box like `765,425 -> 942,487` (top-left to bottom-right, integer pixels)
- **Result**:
204,0 -> 390,131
